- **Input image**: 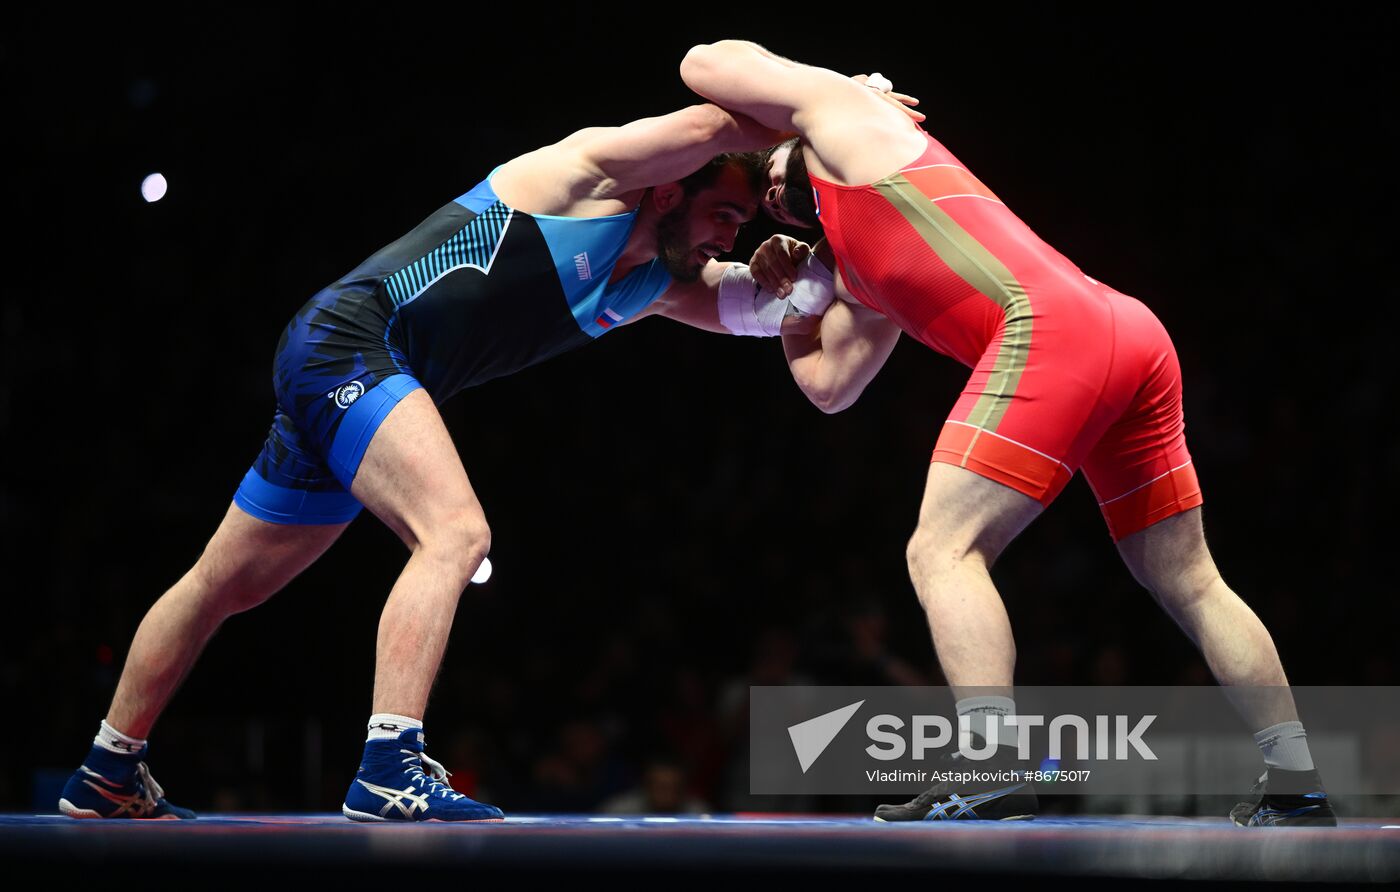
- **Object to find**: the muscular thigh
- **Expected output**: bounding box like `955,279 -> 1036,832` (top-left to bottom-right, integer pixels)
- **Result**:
913,462 -> 1043,565
195,501 -> 348,596
349,388 -> 486,549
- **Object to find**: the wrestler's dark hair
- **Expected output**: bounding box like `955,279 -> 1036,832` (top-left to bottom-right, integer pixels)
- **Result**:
678,150 -> 768,198
765,137 -> 820,230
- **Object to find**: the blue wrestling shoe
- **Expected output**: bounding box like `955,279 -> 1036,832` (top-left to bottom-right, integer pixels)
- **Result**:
342,727 -> 504,822
58,744 -> 197,819
1230,767 -> 1337,827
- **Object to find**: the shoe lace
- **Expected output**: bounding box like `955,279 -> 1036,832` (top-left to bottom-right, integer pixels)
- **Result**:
134,762 -> 164,814
400,749 -> 465,801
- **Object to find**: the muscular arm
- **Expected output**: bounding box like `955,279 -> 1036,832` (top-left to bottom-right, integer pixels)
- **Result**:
577,104 -> 785,197
741,234 -> 901,412
782,292 -> 901,414
493,104 -> 785,215
680,40 -> 849,134
680,40 -> 924,184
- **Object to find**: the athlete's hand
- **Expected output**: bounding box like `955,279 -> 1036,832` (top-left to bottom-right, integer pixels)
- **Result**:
852,73 -> 925,123
750,234 -> 811,298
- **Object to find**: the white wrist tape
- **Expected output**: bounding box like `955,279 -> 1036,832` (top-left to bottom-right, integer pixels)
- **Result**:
866,72 -> 893,93
718,264 -> 788,337
786,253 -> 835,317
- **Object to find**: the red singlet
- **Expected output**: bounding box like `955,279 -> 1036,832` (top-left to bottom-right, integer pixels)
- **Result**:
809,129 -> 1202,540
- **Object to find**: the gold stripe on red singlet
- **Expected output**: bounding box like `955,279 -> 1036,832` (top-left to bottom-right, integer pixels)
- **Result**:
874,172 -> 1030,432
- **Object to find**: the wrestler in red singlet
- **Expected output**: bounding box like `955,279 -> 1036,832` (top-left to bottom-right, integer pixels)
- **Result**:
809,129 -> 1202,540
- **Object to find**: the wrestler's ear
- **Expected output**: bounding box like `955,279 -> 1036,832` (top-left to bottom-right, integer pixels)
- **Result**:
651,182 -> 685,212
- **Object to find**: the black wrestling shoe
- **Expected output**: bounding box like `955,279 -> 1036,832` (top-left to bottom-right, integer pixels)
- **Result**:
1230,767 -> 1337,827
874,748 -> 1037,822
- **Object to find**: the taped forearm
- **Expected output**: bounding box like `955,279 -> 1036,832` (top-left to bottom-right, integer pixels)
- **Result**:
718,255 -> 835,336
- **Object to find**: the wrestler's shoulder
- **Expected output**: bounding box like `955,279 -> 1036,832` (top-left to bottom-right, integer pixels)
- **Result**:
491,148 -> 635,218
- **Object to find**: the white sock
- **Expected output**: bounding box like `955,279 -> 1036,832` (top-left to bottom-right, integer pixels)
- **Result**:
94,719 -> 146,755
1254,720 -> 1315,771
957,696 -> 1018,752
367,713 -> 422,742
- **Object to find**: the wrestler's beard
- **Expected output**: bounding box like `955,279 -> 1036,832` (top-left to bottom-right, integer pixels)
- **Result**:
656,197 -> 704,283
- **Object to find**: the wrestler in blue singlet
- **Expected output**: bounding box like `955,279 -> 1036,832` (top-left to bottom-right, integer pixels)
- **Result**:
233,173 -> 673,524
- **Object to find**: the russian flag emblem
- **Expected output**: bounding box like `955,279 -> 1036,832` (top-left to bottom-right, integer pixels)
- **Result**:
596,308 -> 624,329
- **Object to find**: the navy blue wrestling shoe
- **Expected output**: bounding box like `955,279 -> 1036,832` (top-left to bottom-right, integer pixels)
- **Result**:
874,747 -> 1037,822
1230,767 -> 1337,827
343,727 -> 504,822
58,744 -> 197,819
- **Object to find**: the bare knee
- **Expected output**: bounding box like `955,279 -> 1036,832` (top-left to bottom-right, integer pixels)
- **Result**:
1117,509 -> 1228,611
1142,566 -> 1226,617
1123,539 -> 1226,614
906,527 -> 988,607
415,509 -> 491,583
187,557 -> 282,616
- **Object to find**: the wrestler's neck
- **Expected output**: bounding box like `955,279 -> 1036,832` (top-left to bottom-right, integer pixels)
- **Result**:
613,196 -> 665,280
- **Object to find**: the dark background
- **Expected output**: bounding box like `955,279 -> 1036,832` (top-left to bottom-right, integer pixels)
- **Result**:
3,4 -> 1395,814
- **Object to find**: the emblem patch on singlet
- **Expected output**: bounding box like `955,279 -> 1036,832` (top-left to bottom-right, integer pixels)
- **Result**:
574,251 -> 593,281
331,381 -> 365,409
